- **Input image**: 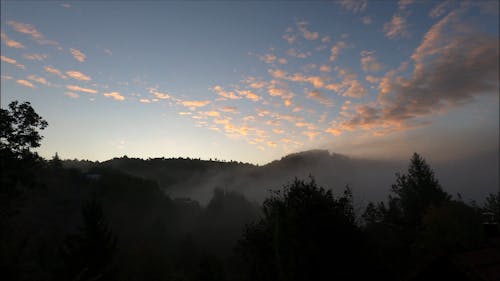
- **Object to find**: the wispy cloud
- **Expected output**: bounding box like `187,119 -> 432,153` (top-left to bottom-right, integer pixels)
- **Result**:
27,75 -> 50,86
384,15 -> 409,39
237,90 -> 261,102
360,50 -> 383,72
66,85 -> 98,94
307,90 -> 335,107
338,0 -> 367,13
181,100 -> 211,110
1,55 -> 25,69
23,53 -> 48,61
44,66 -> 67,79
148,87 -> 170,100
212,85 -> 241,100
16,79 -> 36,88
66,70 -> 91,81
70,48 -> 86,62
65,92 -> 79,98
104,91 -> 125,101
329,41 -> 348,62
296,21 -> 319,40
1,31 -> 25,48
7,20 -> 59,46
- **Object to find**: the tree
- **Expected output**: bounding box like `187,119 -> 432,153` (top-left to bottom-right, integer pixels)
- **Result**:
60,194 -> 117,281
238,177 -> 367,281
389,153 -> 450,230
0,101 -> 48,157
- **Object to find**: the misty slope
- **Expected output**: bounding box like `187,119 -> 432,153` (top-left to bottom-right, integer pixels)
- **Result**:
64,150 -> 498,205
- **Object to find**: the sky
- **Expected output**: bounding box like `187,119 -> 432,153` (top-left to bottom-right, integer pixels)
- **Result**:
1,0 -> 498,165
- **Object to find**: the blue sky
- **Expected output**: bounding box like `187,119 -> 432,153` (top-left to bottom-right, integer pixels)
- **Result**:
1,1 -> 498,164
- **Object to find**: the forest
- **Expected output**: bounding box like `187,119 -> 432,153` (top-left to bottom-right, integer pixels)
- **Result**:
1,101 -> 499,281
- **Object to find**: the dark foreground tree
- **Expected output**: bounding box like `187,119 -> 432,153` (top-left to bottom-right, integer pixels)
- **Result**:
238,177 -> 367,281
388,153 -> 451,231
60,194 -> 117,281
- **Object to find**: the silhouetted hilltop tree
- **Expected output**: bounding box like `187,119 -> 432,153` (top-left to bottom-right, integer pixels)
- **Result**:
238,177 -> 367,281
483,192 -> 500,224
60,194 -> 117,281
388,153 -> 451,231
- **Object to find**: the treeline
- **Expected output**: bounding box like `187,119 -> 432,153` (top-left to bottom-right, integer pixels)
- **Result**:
1,101 -> 499,281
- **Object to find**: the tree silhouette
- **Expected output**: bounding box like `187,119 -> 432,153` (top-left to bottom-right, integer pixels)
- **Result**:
388,153 -> 451,230
238,177 -> 367,281
60,194 -> 117,281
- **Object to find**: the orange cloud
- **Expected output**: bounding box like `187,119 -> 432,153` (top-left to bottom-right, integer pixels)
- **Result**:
307,90 -> 335,107
148,88 -> 170,99
23,53 -> 48,61
66,85 -> 98,94
27,75 -> 50,85
360,50 -> 383,72
384,15 -> 409,39
65,92 -> 79,99
338,0 -> 367,13
1,31 -> 25,48
66,70 -> 91,81
330,41 -> 348,62
16,79 -> 35,88
220,106 -> 238,113
44,66 -> 67,79
296,21 -> 319,40
103,91 -> 125,101
70,48 -> 86,62
181,100 -> 211,110
237,90 -> 260,102
212,85 -> 241,100
1,55 -> 25,69
7,20 -> 58,46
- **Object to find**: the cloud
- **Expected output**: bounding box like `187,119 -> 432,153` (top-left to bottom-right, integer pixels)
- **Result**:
303,131 -> 320,140
259,54 -> 277,64
61,3 -> 71,8
361,16 -> 372,25
7,20 -> 59,46
360,50 -> 383,72
70,48 -> 86,62
237,90 -> 260,102
429,0 -> 452,18
338,0 -> 367,13
66,70 -> 91,81
200,111 -> 220,117
319,65 -> 331,72
148,87 -> 170,99
1,55 -> 25,69
286,48 -> 311,59
104,49 -> 113,55
212,85 -> 241,100
103,91 -> 125,101
307,90 -> 335,107
296,21 -> 319,40
1,31 -> 25,48
267,141 -> 277,148
398,0 -> 414,10
66,85 -> 98,94
329,41 -> 348,62
23,53 -> 48,61
65,92 -> 79,98
334,8 -> 499,135
140,99 -> 152,103
181,100 -> 211,110
1,75 -> 13,80
220,106 -> 238,113
328,67 -> 368,98
27,75 -> 50,85
384,15 -> 410,39
16,79 -> 35,88
44,66 -> 67,79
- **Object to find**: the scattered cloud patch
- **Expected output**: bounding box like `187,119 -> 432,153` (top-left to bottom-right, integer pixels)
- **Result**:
70,48 -> 86,62
66,85 -> 98,94
1,55 -> 25,69
16,79 -> 35,88
1,31 -> 25,48
44,66 -> 67,79
104,91 -> 125,101
66,70 -> 91,81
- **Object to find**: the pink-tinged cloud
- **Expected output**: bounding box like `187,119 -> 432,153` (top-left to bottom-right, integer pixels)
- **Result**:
361,16 -> 372,25
360,50 -> 383,72
259,54 -> 277,64
338,0 -> 367,13
429,0 -> 451,18
148,88 -> 170,100
326,127 -> 342,136
61,3 -> 71,8
296,21 -> 319,40
140,99 -> 152,103
16,79 -> 35,88
27,75 -> 50,85
212,85 -> 241,100
178,112 -> 192,115
181,100 -> 211,109
1,55 -> 25,69
66,70 -> 91,81
220,106 -> 238,113
103,91 -> 125,101
201,111 -> 220,117
384,15 -> 409,39
1,75 -> 13,80
307,90 -> 335,107
267,141 -> 277,148
1,31 -> 25,48
237,90 -> 260,102
7,20 -> 59,46
319,65 -> 331,72
286,48 -> 311,58
44,66 -> 67,79
66,85 -> 98,94
65,92 -> 79,99
70,48 -> 86,62
303,131 -> 320,140
329,41 -> 348,62
398,0 -> 414,10
23,53 -> 48,61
